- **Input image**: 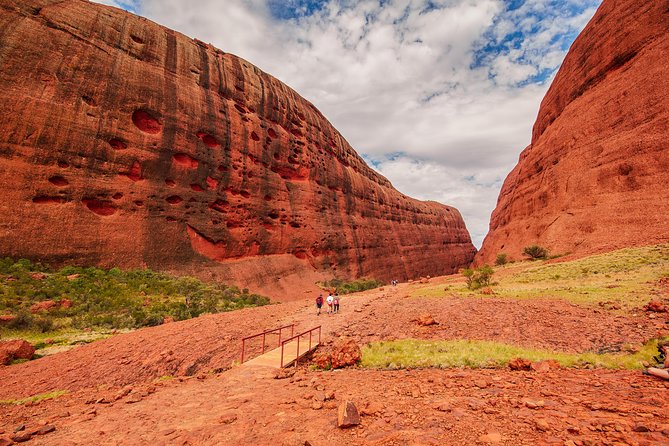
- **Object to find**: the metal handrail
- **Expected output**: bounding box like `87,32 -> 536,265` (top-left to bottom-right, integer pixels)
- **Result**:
241,324 -> 295,363
280,326 -> 321,368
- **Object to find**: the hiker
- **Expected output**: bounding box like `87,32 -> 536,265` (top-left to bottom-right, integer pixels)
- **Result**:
326,293 -> 334,314
333,294 -> 340,314
315,294 -> 323,315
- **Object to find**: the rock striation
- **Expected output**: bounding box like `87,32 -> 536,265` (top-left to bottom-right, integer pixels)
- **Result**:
477,0 -> 669,264
0,0 -> 475,299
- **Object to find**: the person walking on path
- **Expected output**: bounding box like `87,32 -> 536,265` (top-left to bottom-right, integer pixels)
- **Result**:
333,294 -> 340,314
326,293 -> 334,314
315,294 -> 323,315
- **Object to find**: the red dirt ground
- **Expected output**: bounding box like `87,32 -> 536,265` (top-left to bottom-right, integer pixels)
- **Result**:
1,282 -> 668,445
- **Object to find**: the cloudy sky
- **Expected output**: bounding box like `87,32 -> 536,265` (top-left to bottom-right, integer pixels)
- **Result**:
94,0 -> 601,247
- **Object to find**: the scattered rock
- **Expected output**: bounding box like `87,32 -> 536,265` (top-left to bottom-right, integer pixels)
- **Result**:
524,399 -> 545,409
30,300 -> 57,313
274,368 -> 296,379
30,272 -> 47,280
508,357 -> 532,371
632,424 -> 650,432
311,349 -> 331,369
535,419 -> 550,431
34,426 -> 55,435
0,340 -> 35,365
10,432 -> 31,443
66,274 -> 80,281
480,287 -> 495,295
60,298 -> 73,309
219,413 -> 237,424
337,401 -> 361,428
0,315 -> 15,324
531,360 -> 561,372
415,314 -> 438,326
646,301 -> 667,313
0,437 -> 13,446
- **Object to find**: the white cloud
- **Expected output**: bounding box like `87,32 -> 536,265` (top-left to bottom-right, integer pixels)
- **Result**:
93,0 -> 601,247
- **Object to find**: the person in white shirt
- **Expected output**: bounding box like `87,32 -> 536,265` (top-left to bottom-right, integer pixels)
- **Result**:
326,293 -> 334,314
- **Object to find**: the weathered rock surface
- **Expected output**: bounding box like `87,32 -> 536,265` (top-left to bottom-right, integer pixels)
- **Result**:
0,0 -> 475,300
477,0 -> 669,263
0,340 -> 35,365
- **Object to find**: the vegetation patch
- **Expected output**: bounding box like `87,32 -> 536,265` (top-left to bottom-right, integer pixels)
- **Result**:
362,338 -> 664,370
0,258 -> 270,334
319,278 -> 383,295
410,245 -> 669,310
0,390 -> 68,406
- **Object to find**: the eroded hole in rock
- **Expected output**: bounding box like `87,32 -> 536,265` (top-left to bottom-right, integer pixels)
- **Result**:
618,163 -> 633,176
209,199 -> 228,213
48,176 -> 69,186
250,131 -> 260,142
166,217 -> 177,222
240,190 -> 251,198
130,34 -> 144,44
166,195 -> 183,204
33,196 -> 67,204
82,95 -> 97,106
217,165 -> 228,172
82,199 -> 116,216
132,110 -> 162,134
234,104 -> 246,114
165,179 -> 176,187
290,221 -> 300,228
290,128 -> 303,138
198,133 -> 220,148
268,128 -> 278,139
109,139 -> 128,150
247,171 -> 255,179
273,152 -> 280,160
268,211 -> 279,219
112,192 -> 123,200
57,161 -> 69,168
173,153 -> 199,169
123,161 -> 143,182
190,184 -> 205,192
264,194 -> 272,201
206,176 -> 218,189
226,220 -> 241,228
134,200 -> 144,207
293,250 -> 307,259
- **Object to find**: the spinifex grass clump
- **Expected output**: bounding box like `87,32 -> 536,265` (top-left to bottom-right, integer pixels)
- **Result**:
362,338 -> 663,370
0,258 -> 270,333
319,278 -> 383,294
461,265 -> 494,290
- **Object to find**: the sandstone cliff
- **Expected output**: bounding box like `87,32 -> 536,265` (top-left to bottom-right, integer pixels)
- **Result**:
476,0 -> 669,264
0,0 -> 475,300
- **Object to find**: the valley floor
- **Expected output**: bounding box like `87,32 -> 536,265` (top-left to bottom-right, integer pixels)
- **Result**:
1,247 -> 669,445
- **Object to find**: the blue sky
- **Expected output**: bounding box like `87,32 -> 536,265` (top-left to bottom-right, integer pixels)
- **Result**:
95,0 -> 602,247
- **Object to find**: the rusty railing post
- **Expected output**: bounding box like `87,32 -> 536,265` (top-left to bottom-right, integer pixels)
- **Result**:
280,342 -> 285,368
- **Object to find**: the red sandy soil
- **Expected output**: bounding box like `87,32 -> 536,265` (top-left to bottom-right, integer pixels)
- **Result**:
1,282 -> 668,445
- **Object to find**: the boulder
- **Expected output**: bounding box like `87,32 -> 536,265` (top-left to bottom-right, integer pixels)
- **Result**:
0,340 -> 35,365
0,0 -> 476,302
531,360 -> 561,373
330,340 -> 361,369
415,314 -> 438,326
508,357 -> 532,371
646,301 -> 667,313
337,401 -> 361,428
60,298 -> 73,309
0,315 -> 15,324
30,300 -> 57,313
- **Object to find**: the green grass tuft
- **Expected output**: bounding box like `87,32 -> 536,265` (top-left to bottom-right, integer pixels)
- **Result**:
361,338 -> 664,370
0,390 -> 68,405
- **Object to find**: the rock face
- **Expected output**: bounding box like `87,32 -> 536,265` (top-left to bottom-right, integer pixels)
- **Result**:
0,0 -> 475,300
476,0 -> 669,264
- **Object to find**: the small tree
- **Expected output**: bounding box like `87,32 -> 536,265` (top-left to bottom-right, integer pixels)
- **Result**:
495,253 -> 508,266
462,265 -> 495,290
523,245 -> 549,260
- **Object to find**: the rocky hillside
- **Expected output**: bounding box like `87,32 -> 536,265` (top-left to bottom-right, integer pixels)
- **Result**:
476,0 -> 669,263
0,0 -> 475,299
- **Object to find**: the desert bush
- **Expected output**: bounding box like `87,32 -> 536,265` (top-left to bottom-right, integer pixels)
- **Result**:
523,245 -> 549,260
462,265 -> 494,290
320,278 -> 382,295
495,253 -> 508,266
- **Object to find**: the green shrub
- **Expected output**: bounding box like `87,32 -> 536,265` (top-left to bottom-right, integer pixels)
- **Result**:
319,278 -> 382,295
495,253 -> 508,266
523,245 -> 549,260
462,265 -> 494,290
0,259 -> 270,333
